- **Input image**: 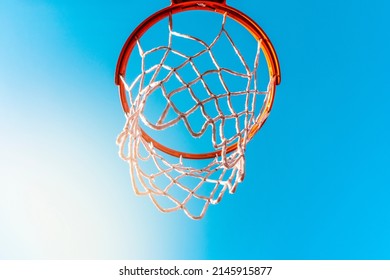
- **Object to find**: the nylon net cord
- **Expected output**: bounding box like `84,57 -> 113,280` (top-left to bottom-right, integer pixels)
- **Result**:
116,13 -> 275,219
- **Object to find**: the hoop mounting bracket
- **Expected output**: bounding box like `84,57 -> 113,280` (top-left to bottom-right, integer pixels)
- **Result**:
172,0 -> 226,4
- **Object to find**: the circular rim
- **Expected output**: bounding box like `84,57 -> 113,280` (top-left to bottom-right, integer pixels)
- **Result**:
115,1 -> 281,159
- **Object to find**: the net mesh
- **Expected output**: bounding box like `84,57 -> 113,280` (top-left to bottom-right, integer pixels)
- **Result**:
117,13 -> 275,219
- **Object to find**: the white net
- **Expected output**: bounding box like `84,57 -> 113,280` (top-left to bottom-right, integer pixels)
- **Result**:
117,13 -> 276,219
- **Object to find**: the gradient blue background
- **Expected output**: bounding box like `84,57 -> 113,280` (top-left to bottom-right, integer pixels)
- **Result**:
0,0 -> 389,259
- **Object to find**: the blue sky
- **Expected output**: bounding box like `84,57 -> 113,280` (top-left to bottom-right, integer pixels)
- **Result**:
0,0 -> 389,259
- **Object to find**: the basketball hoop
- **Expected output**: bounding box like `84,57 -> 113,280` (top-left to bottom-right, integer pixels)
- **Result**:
115,0 -> 281,219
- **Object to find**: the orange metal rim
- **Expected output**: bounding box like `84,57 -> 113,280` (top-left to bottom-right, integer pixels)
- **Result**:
115,0 -> 281,159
